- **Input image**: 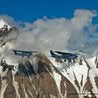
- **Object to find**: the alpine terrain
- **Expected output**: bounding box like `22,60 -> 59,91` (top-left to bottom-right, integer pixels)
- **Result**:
0,19 -> 98,98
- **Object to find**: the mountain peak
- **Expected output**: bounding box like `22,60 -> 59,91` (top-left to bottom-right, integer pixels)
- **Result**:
0,19 -> 11,30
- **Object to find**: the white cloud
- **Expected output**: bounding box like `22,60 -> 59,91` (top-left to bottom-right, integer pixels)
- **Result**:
71,9 -> 96,30
16,9 -> 97,55
0,9 -> 98,65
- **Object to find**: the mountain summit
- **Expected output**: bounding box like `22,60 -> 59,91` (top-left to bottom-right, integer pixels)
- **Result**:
0,19 -> 11,30
0,18 -> 17,48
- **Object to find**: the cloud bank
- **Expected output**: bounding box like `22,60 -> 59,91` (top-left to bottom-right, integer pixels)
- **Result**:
16,9 -> 98,54
0,9 -> 98,64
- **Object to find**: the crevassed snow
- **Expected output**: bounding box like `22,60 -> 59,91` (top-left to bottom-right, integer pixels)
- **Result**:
49,56 -> 95,96
68,63 -> 88,85
49,56 -> 88,86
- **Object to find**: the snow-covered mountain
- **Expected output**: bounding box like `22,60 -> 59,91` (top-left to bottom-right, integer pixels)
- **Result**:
0,19 -> 11,30
50,55 -> 98,98
0,19 -> 98,98
0,19 -> 17,48
0,52 -> 98,98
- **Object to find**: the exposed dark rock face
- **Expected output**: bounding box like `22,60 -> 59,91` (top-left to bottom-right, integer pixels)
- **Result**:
4,69 -> 16,98
0,54 -> 79,98
0,52 -> 98,98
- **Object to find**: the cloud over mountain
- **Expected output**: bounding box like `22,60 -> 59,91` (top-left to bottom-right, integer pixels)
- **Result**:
0,9 -> 98,65
15,9 -> 98,55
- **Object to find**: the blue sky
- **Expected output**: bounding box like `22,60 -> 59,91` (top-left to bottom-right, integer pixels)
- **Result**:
0,0 -> 98,23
